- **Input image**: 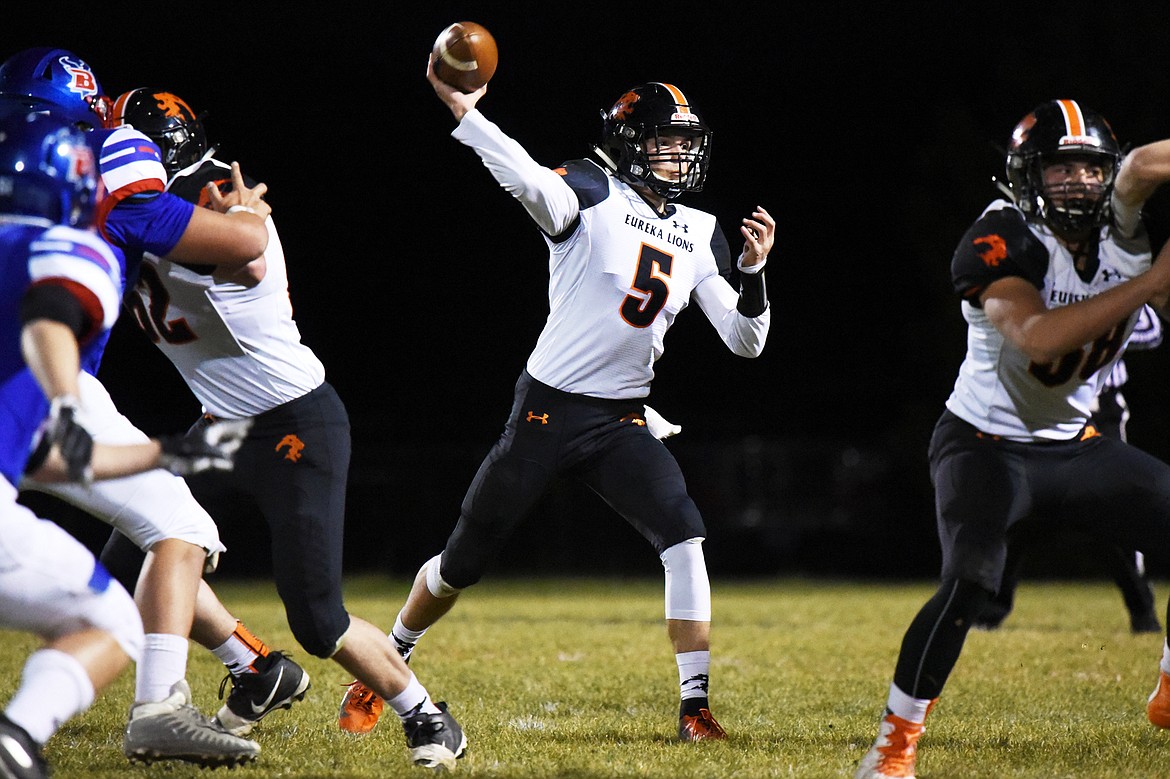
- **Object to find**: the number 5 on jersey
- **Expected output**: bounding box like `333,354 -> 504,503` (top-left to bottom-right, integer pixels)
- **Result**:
621,244 -> 673,328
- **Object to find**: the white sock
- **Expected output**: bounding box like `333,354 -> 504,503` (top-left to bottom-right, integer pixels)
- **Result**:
386,672 -> 441,719
677,650 -> 710,700
390,611 -> 427,660
886,682 -> 934,724
1161,640 -> 1170,676
136,633 -> 189,703
211,622 -> 268,675
6,649 -> 94,745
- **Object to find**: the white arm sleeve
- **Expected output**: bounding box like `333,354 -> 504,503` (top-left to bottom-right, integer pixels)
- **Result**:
691,274 -> 770,358
451,109 -> 580,236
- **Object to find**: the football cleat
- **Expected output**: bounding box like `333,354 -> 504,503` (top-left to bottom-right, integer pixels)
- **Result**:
1148,670 -> 1170,728
678,707 -> 726,741
0,713 -> 48,779
403,702 -> 466,771
338,680 -> 384,734
215,650 -> 311,736
854,710 -> 926,779
123,680 -> 259,767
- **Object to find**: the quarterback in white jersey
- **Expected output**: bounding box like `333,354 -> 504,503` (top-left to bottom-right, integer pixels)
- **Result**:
336,57 -> 772,744
857,100 -> 1170,779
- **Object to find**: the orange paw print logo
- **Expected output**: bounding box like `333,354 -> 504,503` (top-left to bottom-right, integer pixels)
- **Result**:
276,434 -> 305,462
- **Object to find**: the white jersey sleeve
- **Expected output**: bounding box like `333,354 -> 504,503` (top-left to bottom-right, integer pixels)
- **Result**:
451,109 -> 580,236
691,273 -> 769,357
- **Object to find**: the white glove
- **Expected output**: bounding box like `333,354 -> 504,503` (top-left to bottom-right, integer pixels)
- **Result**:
644,405 -> 682,441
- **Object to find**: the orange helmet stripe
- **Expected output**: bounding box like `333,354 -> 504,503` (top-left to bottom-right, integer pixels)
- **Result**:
657,82 -> 692,113
1056,99 -> 1085,137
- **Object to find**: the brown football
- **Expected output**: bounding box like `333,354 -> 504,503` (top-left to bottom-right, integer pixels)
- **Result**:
432,21 -> 498,93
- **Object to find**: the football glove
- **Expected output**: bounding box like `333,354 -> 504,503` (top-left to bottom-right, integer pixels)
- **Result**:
42,395 -> 94,484
157,418 -> 251,476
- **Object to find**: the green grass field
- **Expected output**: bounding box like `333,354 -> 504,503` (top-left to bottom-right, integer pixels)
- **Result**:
4,576 -> 1170,778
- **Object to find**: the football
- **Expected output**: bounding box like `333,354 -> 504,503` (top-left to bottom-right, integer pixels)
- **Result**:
432,21 -> 498,93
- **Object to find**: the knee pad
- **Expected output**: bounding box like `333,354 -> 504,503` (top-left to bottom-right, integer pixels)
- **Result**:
660,538 -> 711,622
425,553 -> 462,598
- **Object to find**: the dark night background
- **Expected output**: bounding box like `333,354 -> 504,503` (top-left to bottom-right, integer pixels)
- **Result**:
9,3 -> 1170,583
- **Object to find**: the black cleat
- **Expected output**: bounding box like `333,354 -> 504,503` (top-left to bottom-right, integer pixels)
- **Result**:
0,713 -> 47,779
403,702 -> 467,771
215,651 -> 310,736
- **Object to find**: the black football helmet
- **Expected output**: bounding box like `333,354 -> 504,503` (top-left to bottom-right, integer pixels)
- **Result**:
110,88 -> 207,177
1005,99 -> 1123,234
593,82 -> 711,200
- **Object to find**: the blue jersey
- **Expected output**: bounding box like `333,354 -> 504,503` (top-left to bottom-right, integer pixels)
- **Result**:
81,126 -> 194,375
0,222 -> 121,483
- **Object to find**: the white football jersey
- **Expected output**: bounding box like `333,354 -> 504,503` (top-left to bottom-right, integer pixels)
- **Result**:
129,200 -> 324,419
452,110 -> 769,399
945,199 -> 1151,441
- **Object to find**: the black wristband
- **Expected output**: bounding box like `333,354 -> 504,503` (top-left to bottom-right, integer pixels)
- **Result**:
737,266 -> 767,317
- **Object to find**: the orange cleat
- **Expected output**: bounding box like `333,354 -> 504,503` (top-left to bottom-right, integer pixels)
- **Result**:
854,710 -> 927,779
1148,670 -> 1170,728
678,707 -> 727,741
338,680 -> 384,734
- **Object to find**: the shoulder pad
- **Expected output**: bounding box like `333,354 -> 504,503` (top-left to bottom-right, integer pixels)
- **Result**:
952,203 -> 1048,305
169,159 -> 234,207
554,159 -> 610,210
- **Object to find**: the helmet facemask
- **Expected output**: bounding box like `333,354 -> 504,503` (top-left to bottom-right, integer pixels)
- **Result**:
635,125 -> 710,198
1036,153 -> 1115,234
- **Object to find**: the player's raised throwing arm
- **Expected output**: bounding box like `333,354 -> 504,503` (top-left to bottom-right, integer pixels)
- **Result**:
427,53 -> 579,237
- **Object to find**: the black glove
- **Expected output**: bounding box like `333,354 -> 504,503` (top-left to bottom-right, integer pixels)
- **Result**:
43,396 -> 94,484
157,419 -> 251,476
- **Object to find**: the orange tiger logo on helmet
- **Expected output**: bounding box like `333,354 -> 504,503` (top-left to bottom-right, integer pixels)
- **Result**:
610,90 -> 641,121
152,91 -> 194,119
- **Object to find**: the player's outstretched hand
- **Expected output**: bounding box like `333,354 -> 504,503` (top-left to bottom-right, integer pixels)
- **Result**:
426,52 -> 486,122
740,205 -> 775,268
157,419 -> 252,476
207,162 -> 272,221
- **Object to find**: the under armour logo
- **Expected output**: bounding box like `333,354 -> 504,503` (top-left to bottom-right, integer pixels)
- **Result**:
672,221 -> 689,233
620,413 -> 646,427
682,673 -> 710,694
276,434 -> 305,462
526,411 -> 549,425
1101,268 -> 1123,282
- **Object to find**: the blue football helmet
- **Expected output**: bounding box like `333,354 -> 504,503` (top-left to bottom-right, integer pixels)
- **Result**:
0,47 -> 109,130
0,111 -> 98,225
